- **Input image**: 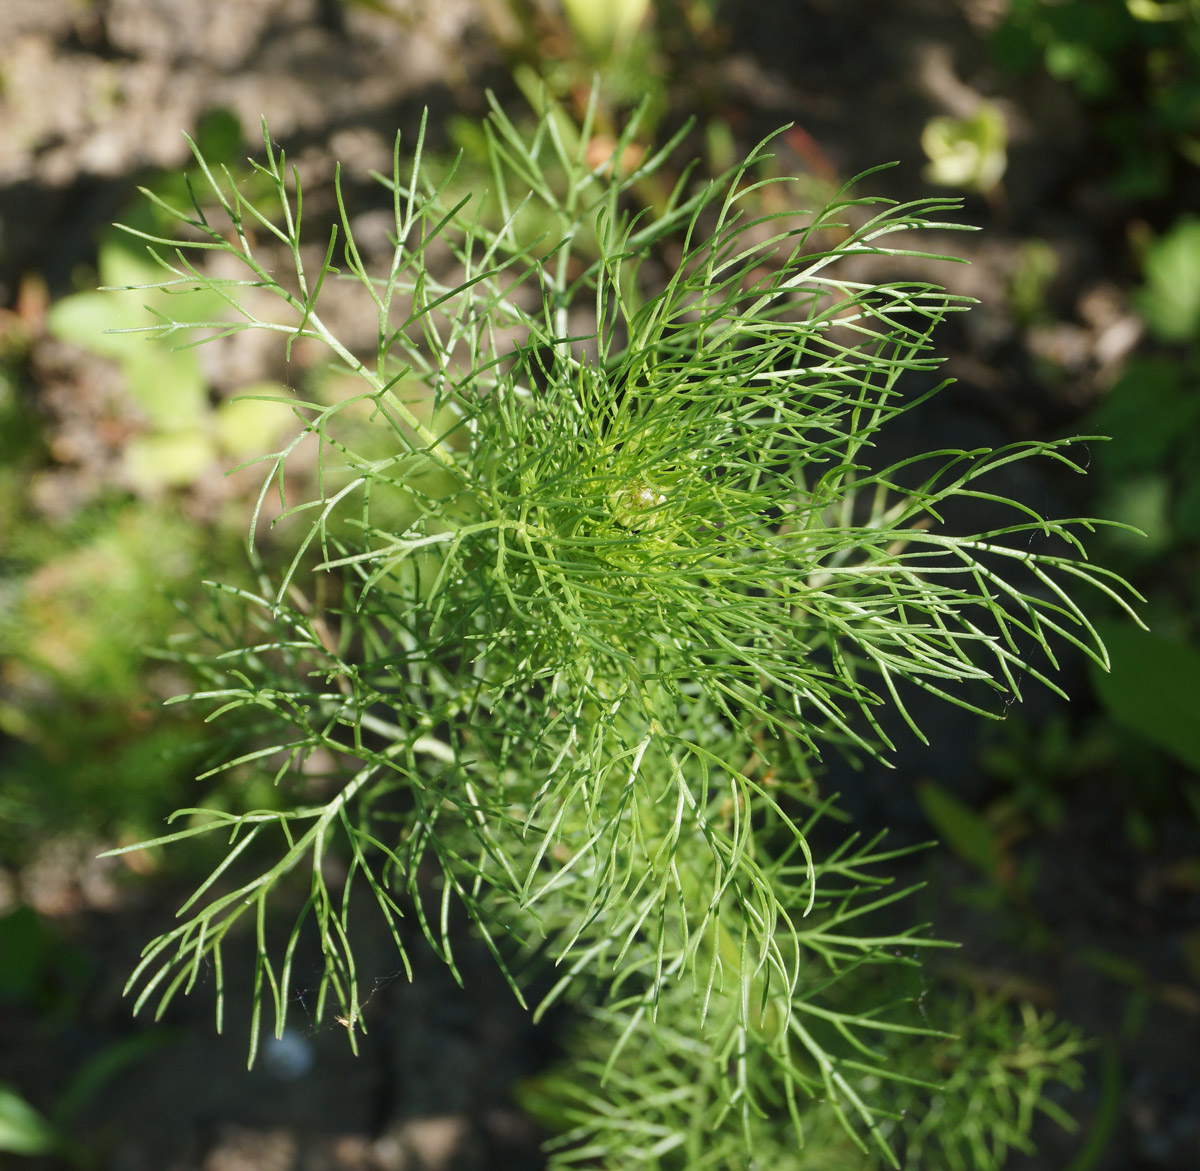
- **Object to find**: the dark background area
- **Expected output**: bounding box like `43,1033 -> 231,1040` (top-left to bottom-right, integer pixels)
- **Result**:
2,1 -> 1199,1168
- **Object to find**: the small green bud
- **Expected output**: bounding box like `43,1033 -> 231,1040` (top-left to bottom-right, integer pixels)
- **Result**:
610,479 -> 667,528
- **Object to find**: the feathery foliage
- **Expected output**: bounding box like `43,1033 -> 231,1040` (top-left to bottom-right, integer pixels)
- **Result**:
102,91 -> 1138,1166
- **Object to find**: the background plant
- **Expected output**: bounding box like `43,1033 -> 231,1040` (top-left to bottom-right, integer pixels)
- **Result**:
993,0 -> 1200,200
0,107 -> 292,868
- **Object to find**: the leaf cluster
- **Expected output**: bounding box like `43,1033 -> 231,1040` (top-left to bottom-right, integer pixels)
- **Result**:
102,91 -> 1138,1165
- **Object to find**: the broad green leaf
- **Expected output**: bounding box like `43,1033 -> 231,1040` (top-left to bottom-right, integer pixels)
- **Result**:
1091,622 -> 1200,770
1098,473 -> 1171,557
98,242 -> 227,322
215,387 -> 295,458
123,349 -> 208,431
562,0 -> 651,54
1088,356 -> 1200,476
124,430 -> 215,491
1135,217 -> 1200,341
921,102 -> 1008,191
46,291 -> 147,360
916,780 -> 1000,877
0,1085 -> 60,1156
47,239 -> 217,431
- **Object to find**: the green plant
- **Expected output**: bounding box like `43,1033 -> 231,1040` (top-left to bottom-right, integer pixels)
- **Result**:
0,459 -> 220,858
102,93 -> 1138,1167
0,1084 -> 67,1160
920,102 -> 1009,194
0,106 -> 289,861
45,238 -> 291,493
1081,215 -> 1200,776
993,0 -> 1200,199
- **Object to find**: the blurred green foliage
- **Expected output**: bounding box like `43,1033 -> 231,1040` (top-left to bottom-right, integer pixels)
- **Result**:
993,0 -> 1200,198
979,210 -> 1200,859
917,780 -> 1006,879
0,902 -> 169,1160
921,101 -> 1009,193
0,1083 -> 63,1158
46,237 -> 292,491
0,905 -> 89,1014
0,108 -> 297,863
0,437 -> 219,858
1087,215 -> 1200,627
471,0 -> 747,195
1091,622 -> 1200,770
1134,216 -> 1200,340
482,0 -> 685,112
